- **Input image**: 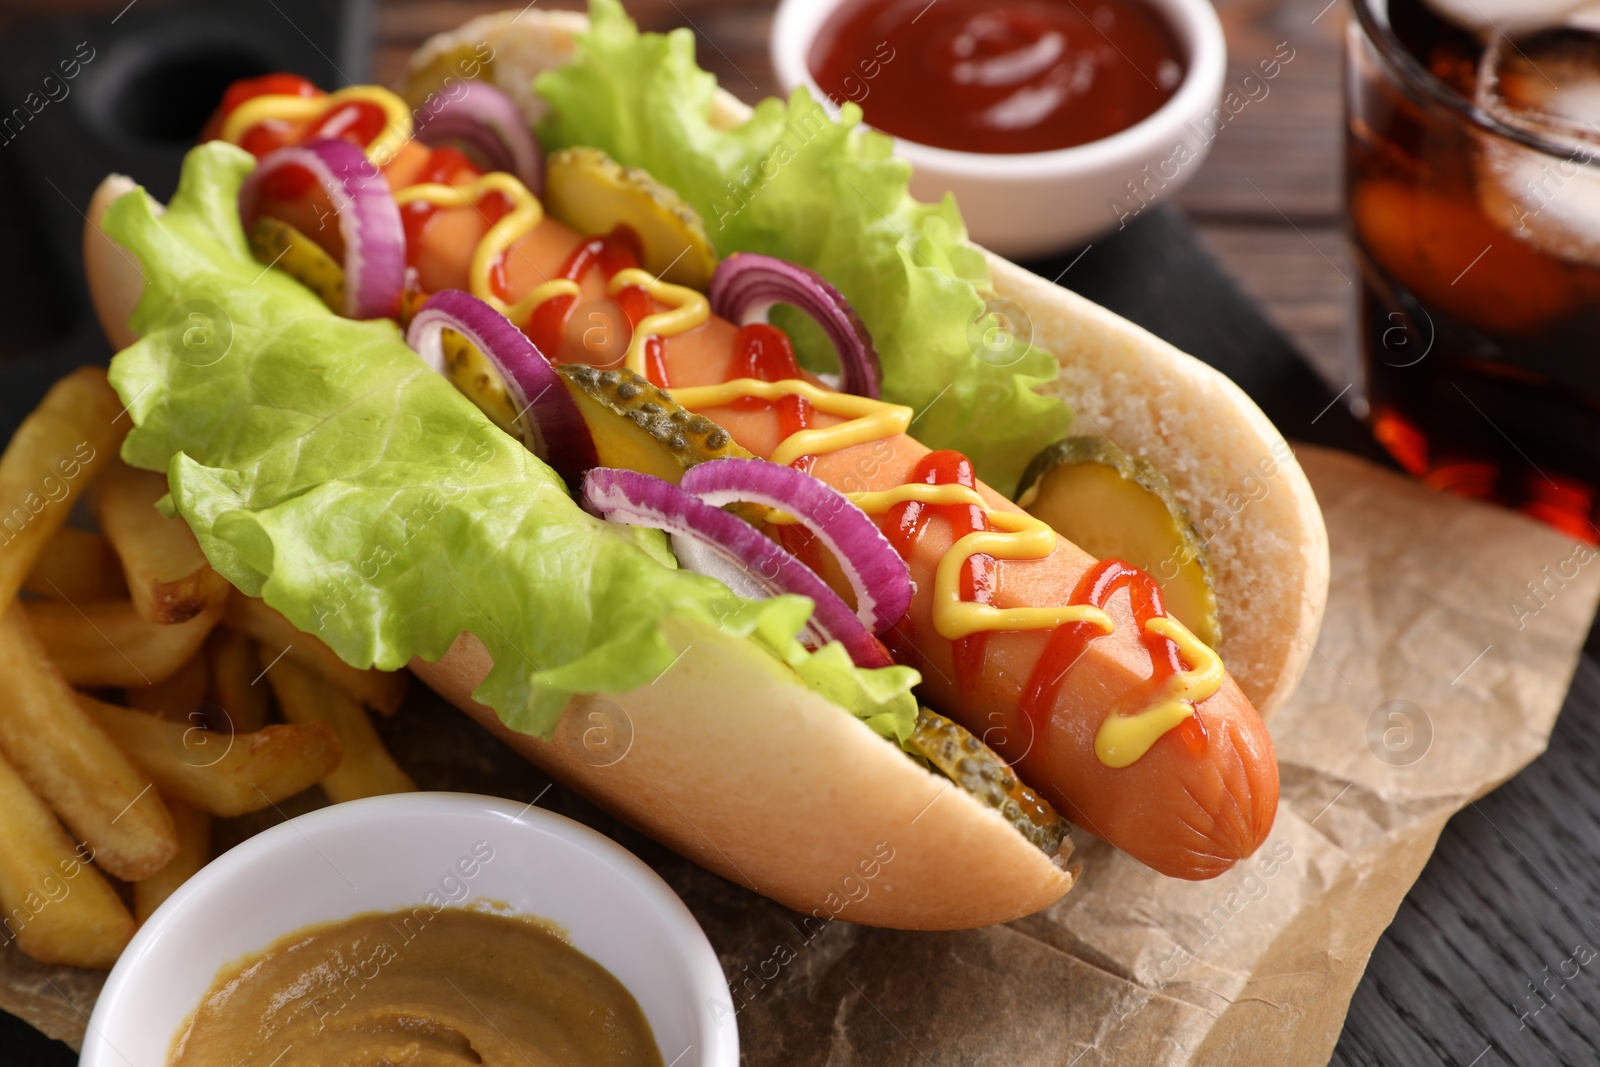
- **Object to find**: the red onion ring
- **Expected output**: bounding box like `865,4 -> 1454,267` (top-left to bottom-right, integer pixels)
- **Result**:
581,467 -> 892,668
239,138 -> 405,320
708,253 -> 882,399
414,80 -> 544,196
680,458 -> 911,634
406,290 -> 596,484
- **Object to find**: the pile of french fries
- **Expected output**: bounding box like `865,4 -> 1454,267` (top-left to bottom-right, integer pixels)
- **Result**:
0,367 -> 415,969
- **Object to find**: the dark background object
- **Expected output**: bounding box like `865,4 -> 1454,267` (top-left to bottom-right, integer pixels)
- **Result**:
1,1007 -> 75,1064
1334,644 -> 1600,1067
0,1 -> 1596,1065
0,0 -> 368,1058
0,0 -> 369,437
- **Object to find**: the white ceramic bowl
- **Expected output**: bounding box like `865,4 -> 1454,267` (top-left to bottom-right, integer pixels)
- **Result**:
771,0 -> 1227,256
81,793 -> 738,1067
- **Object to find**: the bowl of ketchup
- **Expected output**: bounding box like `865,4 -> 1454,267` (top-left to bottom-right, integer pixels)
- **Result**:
772,0 -> 1226,255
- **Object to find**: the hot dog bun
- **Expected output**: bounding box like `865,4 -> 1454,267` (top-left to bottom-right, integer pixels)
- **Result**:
85,174 -> 146,353
412,627 -> 1076,929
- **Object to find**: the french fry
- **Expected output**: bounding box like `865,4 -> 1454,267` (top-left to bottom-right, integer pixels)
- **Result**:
0,749 -> 136,969
0,366 -> 124,614
78,694 -> 343,818
262,653 -> 415,803
126,649 -> 210,722
227,591 -> 408,714
25,598 -> 221,687
89,457 -> 230,624
0,606 -> 177,881
205,627 -> 271,734
22,526 -> 124,602
133,799 -> 210,924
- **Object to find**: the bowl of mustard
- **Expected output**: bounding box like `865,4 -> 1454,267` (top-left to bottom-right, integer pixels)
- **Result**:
80,792 -> 738,1066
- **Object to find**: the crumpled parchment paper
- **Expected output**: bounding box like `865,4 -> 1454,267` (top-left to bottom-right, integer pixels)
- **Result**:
8,444 -> 1598,1065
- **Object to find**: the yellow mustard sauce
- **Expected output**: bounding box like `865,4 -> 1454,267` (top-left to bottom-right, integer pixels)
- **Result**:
828,483 -> 1114,641
167,906 -> 664,1067
1097,615 -> 1224,768
220,86 -> 414,165
509,278 -> 584,325
668,379 -> 912,468
394,174 -> 549,314
606,269 -> 711,377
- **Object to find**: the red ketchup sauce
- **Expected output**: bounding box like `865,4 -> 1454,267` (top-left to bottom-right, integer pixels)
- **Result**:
733,324 -> 816,475
1020,559 -> 1208,758
886,450 -> 994,696
210,74 -> 325,197
211,75 -> 390,191
526,229 -> 643,363
299,98 -> 390,154
809,0 -> 1186,154
736,324 -> 827,569
400,147 -> 484,268
618,287 -> 668,386
202,73 -> 319,154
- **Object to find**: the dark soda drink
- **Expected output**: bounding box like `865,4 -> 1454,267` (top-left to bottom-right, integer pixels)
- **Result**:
1346,0 -> 1600,540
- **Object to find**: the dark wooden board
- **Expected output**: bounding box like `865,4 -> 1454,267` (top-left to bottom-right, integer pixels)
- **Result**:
1332,638 -> 1600,1067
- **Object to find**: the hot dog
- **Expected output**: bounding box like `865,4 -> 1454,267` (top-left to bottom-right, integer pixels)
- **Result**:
275,185 -> 1279,879
82,3 -> 1327,925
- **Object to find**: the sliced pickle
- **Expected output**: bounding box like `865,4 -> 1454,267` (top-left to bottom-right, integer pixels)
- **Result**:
1016,437 -> 1222,649
399,44 -> 496,112
442,330 -> 524,438
558,363 -> 752,483
544,147 -> 718,290
906,707 -> 1071,857
247,217 -> 344,314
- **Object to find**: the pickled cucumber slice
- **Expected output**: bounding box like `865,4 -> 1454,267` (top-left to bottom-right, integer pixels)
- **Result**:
1017,437 -> 1222,649
544,147 -> 718,290
399,43 -> 496,112
906,707 -> 1071,857
558,363 -> 752,484
441,329 -> 524,438
247,217 -> 344,314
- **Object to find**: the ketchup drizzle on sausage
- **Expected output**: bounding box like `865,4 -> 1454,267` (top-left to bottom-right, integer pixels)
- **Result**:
735,323 -> 831,570
301,99 -> 390,153
617,286 -> 668,386
733,324 -> 817,475
527,229 -> 642,361
206,73 -> 320,157
400,147 -> 483,268
887,450 -> 995,696
1021,559 -> 1209,759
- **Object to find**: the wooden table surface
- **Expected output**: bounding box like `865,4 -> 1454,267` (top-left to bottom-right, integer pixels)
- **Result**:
371,3 -> 1600,1066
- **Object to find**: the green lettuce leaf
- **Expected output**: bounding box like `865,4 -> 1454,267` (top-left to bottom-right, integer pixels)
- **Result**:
104,140 -> 917,742
536,0 -> 1071,497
